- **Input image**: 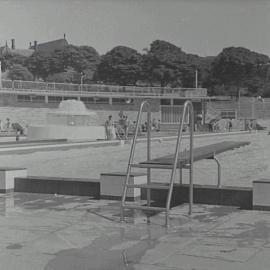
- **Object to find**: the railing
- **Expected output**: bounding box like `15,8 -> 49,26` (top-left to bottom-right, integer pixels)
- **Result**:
161,105 -> 191,123
169,100 -> 194,218
1,79 -> 207,98
120,100 -> 194,227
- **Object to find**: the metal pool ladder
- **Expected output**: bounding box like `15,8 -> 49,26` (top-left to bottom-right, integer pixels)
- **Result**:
120,100 -> 194,227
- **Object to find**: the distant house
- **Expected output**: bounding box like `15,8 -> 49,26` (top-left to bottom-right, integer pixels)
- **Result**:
0,42 -> 12,57
0,35 -> 68,58
29,35 -> 68,54
12,48 -> 34,57
0,39 -> 34,58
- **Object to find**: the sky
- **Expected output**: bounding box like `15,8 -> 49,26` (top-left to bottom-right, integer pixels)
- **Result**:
0,0 -> 270,57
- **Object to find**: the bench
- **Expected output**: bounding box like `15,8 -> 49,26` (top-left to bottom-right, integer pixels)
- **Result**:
0,167 -> 27,193
253,179 -> 270,210
132,141 -> 250,187
100,172 -> 147,200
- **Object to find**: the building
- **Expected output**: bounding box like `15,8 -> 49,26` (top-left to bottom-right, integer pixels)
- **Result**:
0,79 -> 209,127
0,39 -> 34,58
0,35 -> 68,58
29,34 -> 68,54
0,41 -> 13,57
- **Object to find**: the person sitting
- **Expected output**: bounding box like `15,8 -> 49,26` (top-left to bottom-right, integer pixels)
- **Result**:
247,120 -> 252,133
144,121 -> 148,132
152,118 -> 158,131
141,123 -> 146,132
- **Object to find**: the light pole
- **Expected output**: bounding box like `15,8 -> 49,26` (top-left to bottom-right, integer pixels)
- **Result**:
80,73 -> 86,93
257,63 -> 270,118
238,88 -> 241,118
195,69 -> 198,88
0,61 -> 2,89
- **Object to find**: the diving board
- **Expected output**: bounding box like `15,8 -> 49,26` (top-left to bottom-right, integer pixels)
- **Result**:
132,141 -> 249,188
133,141 -> 250,169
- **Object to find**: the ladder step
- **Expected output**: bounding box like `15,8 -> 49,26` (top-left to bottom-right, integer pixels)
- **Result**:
122,204 -> 167,212
126,184 -> 170,190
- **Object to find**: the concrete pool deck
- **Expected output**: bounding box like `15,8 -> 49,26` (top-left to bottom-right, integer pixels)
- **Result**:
1,192 -> 270,270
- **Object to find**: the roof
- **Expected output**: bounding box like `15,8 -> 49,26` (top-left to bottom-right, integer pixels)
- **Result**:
30,39 -> 68,53
12,49 -> 34,57
0,45 -> 12,57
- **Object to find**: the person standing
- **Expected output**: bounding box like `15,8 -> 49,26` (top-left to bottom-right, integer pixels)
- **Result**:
5,118 -> 11,131
228,119 -> 233,132
123,115 -> 130,139
105,115 -> 114,140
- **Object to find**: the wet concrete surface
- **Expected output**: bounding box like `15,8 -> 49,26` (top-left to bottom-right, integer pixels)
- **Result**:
1,193 -> 270,269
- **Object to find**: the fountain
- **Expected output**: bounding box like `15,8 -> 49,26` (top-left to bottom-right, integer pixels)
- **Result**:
27,100 -> 105,140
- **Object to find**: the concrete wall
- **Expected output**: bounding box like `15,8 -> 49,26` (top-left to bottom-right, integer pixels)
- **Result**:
27,125 -> 106,140
0,93 -> 161,126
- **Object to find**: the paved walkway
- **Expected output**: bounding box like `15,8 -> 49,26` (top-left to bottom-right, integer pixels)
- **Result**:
1,192 -> 270,270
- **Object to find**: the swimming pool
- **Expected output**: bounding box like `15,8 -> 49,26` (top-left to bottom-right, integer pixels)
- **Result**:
0,131 -> 268,188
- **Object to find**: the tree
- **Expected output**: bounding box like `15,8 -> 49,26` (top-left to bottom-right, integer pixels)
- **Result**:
211,47 -> 270,96
141,40 -> 201,87
7,64 -> 34,81
25,51 -> 50,80
51,45 -> 100,77
46,68 -> 80,83
95,46 -> 142,85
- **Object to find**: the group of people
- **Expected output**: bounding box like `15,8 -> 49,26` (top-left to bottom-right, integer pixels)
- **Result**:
141,118 -> 160,132
0,118 -> 25,141
104,112 -> 161,140
104,113 -> 130,140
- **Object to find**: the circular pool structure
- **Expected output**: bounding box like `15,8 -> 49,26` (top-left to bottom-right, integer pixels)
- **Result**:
27,100 -> 105,140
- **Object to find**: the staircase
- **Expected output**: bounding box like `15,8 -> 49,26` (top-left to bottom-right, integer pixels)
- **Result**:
120,100 -> 194,227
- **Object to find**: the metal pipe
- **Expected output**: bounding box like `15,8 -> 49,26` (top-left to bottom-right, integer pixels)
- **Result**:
147,103 -> 151,224
165,100 -> 194,226
120,100 -> 151,222
213,155 -> 221,188
179,167 -> 183,185
189,104 -> 194,215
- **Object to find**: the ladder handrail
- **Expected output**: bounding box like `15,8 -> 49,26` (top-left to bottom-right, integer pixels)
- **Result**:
166,100 -> 194,223
121,99 -> 194,227
120,100 -> 151,220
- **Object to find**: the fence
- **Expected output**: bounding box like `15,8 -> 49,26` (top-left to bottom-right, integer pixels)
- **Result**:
0,79 -> 207,98
161,105 -> 190,123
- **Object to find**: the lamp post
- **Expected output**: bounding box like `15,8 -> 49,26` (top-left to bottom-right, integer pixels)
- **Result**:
238,88 -> 241,118
257,62 -> 270,118
195,69 -> 198,88
0,61 -> 2,89
80,73 -> 86,93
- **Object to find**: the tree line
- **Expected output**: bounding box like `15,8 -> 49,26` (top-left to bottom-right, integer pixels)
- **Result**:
1,40 -> 270,97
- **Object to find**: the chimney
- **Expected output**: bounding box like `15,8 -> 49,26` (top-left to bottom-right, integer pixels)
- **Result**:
29,42 -> 32,49
34,40 -> 37,50
11,39 -> 15,50
64,33 -> 66,40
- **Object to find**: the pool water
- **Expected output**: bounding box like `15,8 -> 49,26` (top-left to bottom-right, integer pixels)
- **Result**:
0,131 -> 268,187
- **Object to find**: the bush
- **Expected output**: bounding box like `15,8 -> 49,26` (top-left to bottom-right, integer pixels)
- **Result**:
7,64 -> 34,81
